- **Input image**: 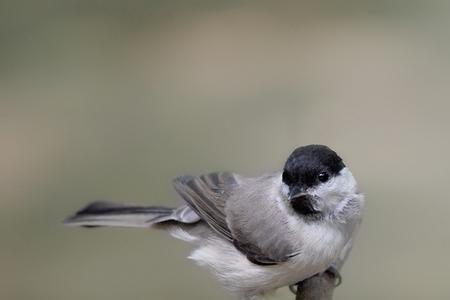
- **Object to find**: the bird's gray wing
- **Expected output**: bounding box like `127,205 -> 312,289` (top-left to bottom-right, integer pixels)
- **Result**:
173,172 -> 295,265
225,174 -> 301,265
173,172 -> 237,241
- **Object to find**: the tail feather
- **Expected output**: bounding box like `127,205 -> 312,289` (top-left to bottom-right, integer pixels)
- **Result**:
64,201 -> 201,228
65,201 -> 175,228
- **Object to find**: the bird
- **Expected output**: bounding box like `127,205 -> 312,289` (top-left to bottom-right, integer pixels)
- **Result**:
65,144 -> 364,300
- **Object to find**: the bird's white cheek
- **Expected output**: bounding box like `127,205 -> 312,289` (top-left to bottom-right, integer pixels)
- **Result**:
280,182 -> 290,198
323,169 -> 357,197
337,168 -> 358,194
310,180 -> 339,200
310,171 -> 357,210
311,186 -> 341,211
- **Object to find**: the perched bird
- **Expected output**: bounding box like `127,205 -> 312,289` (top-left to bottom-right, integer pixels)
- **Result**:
65,144 -> 364,300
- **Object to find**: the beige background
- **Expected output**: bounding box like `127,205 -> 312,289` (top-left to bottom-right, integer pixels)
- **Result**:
1,1 -> 450,299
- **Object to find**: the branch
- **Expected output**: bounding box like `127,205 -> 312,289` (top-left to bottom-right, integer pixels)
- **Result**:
295,238 -> 352,300
295,271 -> 336,300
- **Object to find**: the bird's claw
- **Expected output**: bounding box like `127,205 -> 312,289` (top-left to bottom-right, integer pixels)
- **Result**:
289,283 -> 298,294
325,266 -> 342,287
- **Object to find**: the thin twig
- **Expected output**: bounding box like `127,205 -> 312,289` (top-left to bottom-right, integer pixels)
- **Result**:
295,271 -> 336,300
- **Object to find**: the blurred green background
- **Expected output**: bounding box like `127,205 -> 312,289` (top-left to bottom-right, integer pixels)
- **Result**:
2,1 -> 450,299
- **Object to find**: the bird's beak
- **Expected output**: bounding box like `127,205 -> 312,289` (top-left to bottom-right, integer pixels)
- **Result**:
288,186 -> 308,201
288,190 -> 318,215
288,192 -> 309,201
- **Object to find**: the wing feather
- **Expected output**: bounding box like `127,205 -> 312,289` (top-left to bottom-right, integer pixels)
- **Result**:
173,172 -> 297,265
173,172 -> 236,241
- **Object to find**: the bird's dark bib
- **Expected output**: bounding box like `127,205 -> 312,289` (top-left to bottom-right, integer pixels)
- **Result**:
290,195 -> 318,216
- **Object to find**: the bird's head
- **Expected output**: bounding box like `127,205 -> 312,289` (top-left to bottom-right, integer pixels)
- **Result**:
281,145 -> 360,219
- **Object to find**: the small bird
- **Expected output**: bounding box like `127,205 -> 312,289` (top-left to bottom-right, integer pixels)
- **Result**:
65,144 -> 364,300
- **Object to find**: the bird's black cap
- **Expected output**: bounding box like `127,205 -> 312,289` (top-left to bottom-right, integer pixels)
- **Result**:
282,145 -> 345,190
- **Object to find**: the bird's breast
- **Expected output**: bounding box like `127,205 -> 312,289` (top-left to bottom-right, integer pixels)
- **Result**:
284,222 -> 346,282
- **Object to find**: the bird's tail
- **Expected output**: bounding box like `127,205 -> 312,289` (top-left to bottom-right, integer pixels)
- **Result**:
64,201 -> 198,228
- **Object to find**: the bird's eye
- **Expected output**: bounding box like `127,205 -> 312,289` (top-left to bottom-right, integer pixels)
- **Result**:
318,172 -> 329,183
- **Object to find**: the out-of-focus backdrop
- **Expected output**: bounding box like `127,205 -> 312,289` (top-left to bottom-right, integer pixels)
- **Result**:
2,1 -> 450,299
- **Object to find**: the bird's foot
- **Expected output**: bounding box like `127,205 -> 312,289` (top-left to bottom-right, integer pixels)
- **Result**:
325,266 -> 342,287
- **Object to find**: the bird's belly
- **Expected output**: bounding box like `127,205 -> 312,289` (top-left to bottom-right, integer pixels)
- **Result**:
189,227 -> 345,297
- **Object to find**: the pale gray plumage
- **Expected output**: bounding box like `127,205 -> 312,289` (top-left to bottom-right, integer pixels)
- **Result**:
65,145 -> 364,300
